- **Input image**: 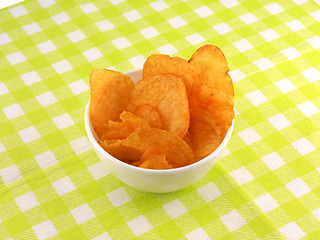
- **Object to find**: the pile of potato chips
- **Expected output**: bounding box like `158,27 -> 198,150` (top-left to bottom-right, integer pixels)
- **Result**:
90,45 -> 235,170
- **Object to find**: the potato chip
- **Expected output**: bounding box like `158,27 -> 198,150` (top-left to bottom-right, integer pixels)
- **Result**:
183,131 -> 192,149
127,74 -> 189,138
143,54 -> 194,94
189,83 -> 234,159
139,152 -> 172,169
132,104 -> 163,129
101,111 -> 149,140
123,127 -> 194,168
189,45 -> 234,99
90,69 -> 134,137
100,139 -> 143,163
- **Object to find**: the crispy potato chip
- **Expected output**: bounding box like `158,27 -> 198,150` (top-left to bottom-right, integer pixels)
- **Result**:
99,139 -> 143,163
183,131 -> 192,149
123,127 -> 194,168
189,83 -> 234,160
101,111 -> 149,140
127,74 -> 189,138
189,45 -> 234,99
139,152 -> 172,169
90,69 -> 134,137
143,54 -> 194,94
132,104 -> 163,129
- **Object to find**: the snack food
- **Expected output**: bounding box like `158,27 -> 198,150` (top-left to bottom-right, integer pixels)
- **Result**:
89,44 -> 235,169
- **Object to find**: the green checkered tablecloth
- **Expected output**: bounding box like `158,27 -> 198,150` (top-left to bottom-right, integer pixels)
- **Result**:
1,0 -> 320,239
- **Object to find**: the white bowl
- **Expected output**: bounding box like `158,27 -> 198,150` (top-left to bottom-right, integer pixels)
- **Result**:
84,69 -> 234,193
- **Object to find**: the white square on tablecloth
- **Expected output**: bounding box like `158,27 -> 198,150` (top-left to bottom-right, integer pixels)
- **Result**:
280,222 -> 305,240
220,0 -> 239,8
312,208 -> 320,222
238,127 -> 262,145
0,142 -> 5,153
168,16 -> 187,29
112,37 -> 131,49
302,67 -> 320,83
52,176 -> 76,196
268,113 -> 291,131
128,215 -> 152,236
9,5 -> 27,17
229,69 -> 246,83
221,210 -> 246,232
239,13 -> 258,24
15,192 -> 40,212
123,10 -> 142,22
194,6 -> 213,18
21,71 -> 41,85
107,187 -> 131,207
254,58 -> 274,71
186,227 -> 210,240
140,27 -> 159,39
0,165 -> 22,185
37,40 -> 56,54
68,80 -> 89,95
80,3 -> 98,14
274,78 -> 296,94
88,162 -> 109,180
265,3 -> 284,15
261,152 -> 286,170
213,23 -> 233,34
158,44 -> 177,55
297,101 -> 319,117
307,36 -> 320,49
6,51 -> 26,65
0,82 -> 9,95
233,39 -> 253,52
260,29 -> 280,41
230,167 -> 254,185
197,182 -> 222,202
53,113 -> 74,130
23,22 -> 42,35
83,47 -> 103,62
71,204 -> 95,224
36,91 -> 58,107
95,20 -> 114,31
245,89 -> 268,106
292,137 -> 316,156
92,232 -> 112,240
286,178 -> 311,198
35,150 -> 57,169
52,12 -> 70,25
281,47 -> 301,60
254,193 -> 279,213
3,103 -> 24,119
0,33 -> 12,45
38,0 -> 55,8
163,199 -> 188,219
311,10 -> 320,22
18,126 -> 41,144
150,0 -> 169,11
52,60 -> 73,73
129,55 -> 145,69
286,20 -> 305,32
186,33 -> 206,45
292,0 -> 308,4
70,137 -> 91,155
32,220 -> 58,240
110,0 -> 125,5
67,29 -> 86,43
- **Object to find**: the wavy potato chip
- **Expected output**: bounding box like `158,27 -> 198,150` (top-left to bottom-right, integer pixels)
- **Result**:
100,139 -> 143,163
139,153 -> 172,169
132,104 -> 163,129
189,83 -> 234,160
123,127 -> 194,168
189,45 -> 234,99
127,74 -> 189,138
90,69 -> 134,137
143,54 -> 194,94
101,111 -> 149,140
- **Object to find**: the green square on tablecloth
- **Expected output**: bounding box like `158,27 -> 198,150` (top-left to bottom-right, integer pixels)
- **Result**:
42,197 -> 68,218
283,199 -> 309,220
4,214 -> 30,236
191,204 -> 218,225
155,220 -> 184,240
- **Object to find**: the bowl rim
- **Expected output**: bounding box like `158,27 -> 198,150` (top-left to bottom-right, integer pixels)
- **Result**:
85,69 -> 234,174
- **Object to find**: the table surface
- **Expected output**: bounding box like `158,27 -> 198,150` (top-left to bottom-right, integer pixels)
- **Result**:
1,0 -> 320,239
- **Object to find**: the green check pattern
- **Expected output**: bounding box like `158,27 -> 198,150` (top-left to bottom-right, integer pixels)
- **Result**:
0,0 -> 320,239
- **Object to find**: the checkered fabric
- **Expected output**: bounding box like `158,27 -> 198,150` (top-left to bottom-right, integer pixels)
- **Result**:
0,0 -> 319,239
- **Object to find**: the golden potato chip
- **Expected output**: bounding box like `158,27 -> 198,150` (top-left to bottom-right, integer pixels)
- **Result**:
123,127 -> 194,168
183,131 -> 192,149
189,83 -> 234,160
139,152 -> 172,169
101,111 -> 149,140
189,45 -> 234,99
127,74 -> 189,138
90,69 -> 134,137
100,139 -> 143,163
143,54 -> 194,94
132,104 -> 163,129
